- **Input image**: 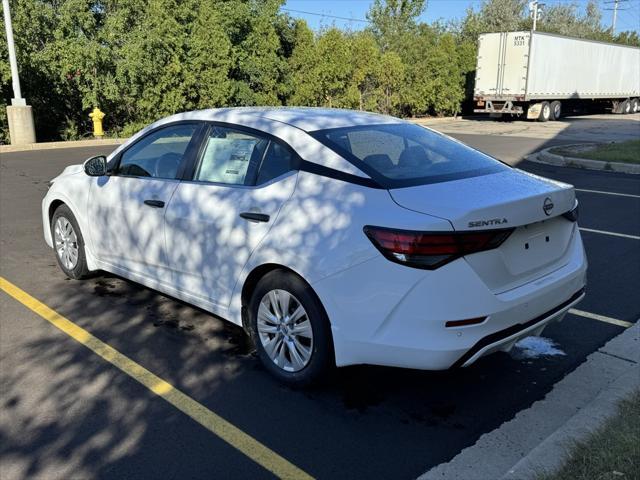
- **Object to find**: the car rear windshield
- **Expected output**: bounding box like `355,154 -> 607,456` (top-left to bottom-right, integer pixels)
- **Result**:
311,123 -> 509,188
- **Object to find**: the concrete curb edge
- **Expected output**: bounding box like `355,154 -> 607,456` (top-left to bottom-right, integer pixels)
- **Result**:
525,144 -> 640,174
502,364 -> 639,479
419,322 -> 639,480
0,138 -> 127,154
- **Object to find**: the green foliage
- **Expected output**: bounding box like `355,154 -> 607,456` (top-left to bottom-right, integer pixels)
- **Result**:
367,0 -> 425,50
0,0 -> 637,142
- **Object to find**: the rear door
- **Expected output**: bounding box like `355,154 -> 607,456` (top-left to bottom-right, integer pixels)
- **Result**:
164,124 -> 298,308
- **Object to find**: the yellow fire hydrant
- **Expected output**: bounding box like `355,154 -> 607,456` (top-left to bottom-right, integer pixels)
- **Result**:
89,107 -> 105,138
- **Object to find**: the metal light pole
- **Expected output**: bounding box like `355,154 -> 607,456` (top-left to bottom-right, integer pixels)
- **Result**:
529,1 -> 545,31
2,0 -> 36,144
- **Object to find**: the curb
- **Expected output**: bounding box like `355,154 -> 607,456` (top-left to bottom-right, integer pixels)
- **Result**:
0,138 -> 127,154
411,116 -> 466,125
419,322 -> 639,480
525,144 -> 640,174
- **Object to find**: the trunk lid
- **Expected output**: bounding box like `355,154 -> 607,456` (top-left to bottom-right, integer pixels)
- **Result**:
389,169 -> 577,293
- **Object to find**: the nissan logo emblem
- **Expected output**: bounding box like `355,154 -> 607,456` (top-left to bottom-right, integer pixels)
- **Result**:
543,197 -> 554,216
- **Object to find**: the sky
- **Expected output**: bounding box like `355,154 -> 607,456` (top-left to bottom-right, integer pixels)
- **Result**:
282,0 -> 640,35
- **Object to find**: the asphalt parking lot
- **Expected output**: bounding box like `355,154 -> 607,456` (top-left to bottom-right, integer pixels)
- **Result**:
1,115 -> 639,479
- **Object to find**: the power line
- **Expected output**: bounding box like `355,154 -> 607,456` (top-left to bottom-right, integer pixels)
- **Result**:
281,8 -> 370,24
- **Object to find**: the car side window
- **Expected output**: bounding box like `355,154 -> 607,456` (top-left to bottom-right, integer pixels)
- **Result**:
116,124 -> 198,179
255,141 -> 297,185
194,126 -> 268,185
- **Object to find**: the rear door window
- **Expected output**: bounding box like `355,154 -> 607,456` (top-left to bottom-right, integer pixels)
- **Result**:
194,126 -> 268,185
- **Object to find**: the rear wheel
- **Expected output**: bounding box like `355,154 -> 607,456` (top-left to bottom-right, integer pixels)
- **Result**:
622,99 -> 631,114
538,102 -> 551,122
51,204 -> 90,279
550,101 -> 562,121
631,98 -> 639,113
248,270 -> 334,386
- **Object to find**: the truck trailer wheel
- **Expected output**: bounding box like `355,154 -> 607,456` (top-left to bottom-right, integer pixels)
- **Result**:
538,102 -> 551,122
622,99 -> 631,114
550,101 -> 562,121
632,98 -> 639,113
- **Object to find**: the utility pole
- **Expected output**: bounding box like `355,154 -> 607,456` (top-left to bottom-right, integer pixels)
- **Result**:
605,0 -> 629,32
2,0 -> 36,145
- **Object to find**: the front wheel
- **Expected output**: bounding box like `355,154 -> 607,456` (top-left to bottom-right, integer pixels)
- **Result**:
249,270 -> 334,386
51,204 -> 90,279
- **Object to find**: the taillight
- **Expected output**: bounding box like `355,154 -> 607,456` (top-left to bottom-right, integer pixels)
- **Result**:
363,226 -> 514,270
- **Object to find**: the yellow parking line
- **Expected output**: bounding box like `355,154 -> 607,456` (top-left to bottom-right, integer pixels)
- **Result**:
0,276 -> 313,480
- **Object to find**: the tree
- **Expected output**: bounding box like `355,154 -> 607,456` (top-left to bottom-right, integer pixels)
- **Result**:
230,0 -> 286,106
460,0 -> 527,44
536,0 -> 608,40
377,51 -> 404,114
115,0 -> 191,133
288,20 -> 320,106
1,0 -> 637,143
289,27 -> 352,108
347,31 -> 380,110
185,1 -> 233,110
367,0 -> 425,51
314,28 -> 352,108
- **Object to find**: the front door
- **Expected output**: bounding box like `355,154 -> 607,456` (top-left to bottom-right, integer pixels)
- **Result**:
88,123 -> 201,284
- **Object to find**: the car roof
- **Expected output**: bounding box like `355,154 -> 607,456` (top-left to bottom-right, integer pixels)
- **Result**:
176,107 -> 404,132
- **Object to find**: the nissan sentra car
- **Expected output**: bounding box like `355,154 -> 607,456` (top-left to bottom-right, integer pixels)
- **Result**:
43,108 -> 587,385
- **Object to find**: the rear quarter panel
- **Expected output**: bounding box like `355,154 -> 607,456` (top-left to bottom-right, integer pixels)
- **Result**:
227,172 -> 453,324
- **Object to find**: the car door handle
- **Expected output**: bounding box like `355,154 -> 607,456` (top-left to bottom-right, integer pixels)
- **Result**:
144,199 -> 165,208
239,212 -> 270,223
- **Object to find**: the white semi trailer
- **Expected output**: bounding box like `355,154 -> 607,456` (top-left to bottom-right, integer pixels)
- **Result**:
473,31 -> 640,121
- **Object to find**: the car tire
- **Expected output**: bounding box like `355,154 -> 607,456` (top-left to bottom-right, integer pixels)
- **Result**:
550,101 -> 562,121
248,270 -> 334,386
51,204 -> 90,279
538,102 -> 551,122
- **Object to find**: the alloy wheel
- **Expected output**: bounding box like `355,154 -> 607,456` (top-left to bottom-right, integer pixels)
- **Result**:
257,289 -> 313,372
54,217 -> 79,270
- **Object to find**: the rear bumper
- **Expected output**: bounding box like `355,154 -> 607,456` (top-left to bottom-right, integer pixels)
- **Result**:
452,287 -> 584,368
313,228 -> 587,370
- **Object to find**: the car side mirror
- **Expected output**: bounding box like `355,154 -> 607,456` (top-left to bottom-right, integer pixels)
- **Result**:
84,155 -> 108,176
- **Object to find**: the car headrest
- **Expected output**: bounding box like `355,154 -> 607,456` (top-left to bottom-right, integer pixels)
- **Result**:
363,154 -> 394,172
155,152 -> 182,179
398,146 -> 428,168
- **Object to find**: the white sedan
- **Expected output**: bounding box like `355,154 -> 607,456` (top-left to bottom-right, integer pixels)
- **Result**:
43,108 -> 587,385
